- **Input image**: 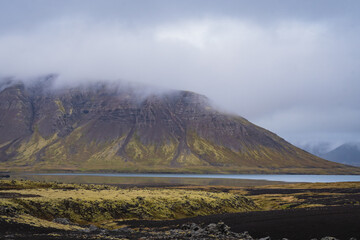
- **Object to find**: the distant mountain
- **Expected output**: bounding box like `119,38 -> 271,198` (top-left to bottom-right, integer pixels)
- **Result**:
321,143 -> 360,167
299,142 -> 334,157
0,76 -> 359,174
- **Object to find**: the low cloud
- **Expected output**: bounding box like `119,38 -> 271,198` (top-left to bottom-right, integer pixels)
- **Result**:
0,15 -> 359,145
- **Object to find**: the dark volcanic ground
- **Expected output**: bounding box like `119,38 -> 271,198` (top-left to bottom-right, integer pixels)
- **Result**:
122,205 -> 360,240
1,206 -> 359,240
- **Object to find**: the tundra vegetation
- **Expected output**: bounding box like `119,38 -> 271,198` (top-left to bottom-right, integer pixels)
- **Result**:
0,180 -> 256,230
2,179 -> 360,230
1,180 -> 360,239
175,181 -> 360,211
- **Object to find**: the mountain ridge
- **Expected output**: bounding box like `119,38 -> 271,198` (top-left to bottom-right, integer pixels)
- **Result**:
321,143 -> 360,167
0,77 -> 359,174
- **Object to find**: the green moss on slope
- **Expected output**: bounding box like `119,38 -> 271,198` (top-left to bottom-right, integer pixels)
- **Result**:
125,133 -> 178,166
54,99 -> 65,114
13,127 -> 58,165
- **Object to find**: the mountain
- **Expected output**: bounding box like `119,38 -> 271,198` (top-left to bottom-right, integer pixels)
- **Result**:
0,77 -> 358,174
299,142 -> 334,158
321,143 -> 360,167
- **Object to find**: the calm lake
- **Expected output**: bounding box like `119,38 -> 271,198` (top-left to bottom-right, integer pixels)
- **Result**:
11,173 -> 360,187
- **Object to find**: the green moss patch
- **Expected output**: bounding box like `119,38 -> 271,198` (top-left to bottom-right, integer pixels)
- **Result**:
0,180 -> 257,225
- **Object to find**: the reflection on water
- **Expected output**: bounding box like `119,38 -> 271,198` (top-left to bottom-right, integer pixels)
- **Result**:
10,174 -> 284,187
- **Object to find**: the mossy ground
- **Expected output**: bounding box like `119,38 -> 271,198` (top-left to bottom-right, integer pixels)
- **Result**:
174,181 -> 360,211
0,180 -> 256,230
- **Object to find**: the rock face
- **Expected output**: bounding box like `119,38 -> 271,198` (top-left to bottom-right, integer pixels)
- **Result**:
0,76 -> 358,174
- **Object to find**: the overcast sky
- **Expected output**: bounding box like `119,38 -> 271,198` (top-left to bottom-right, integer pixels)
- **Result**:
0,0 -> 359,150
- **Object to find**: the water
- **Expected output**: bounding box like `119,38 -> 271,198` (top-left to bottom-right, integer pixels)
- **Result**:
28,173 -> 360,182
11,173 -> 360,186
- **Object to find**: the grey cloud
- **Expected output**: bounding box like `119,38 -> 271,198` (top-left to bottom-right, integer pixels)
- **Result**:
0,0 -> 359,147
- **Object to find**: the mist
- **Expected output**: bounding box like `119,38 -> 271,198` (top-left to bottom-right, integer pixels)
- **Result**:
0,0 -> 359,147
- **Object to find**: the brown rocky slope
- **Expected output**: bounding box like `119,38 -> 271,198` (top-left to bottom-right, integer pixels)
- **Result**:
0,76 -> 358,174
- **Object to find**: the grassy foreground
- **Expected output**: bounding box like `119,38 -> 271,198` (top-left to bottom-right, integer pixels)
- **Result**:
0,180 -> 256,230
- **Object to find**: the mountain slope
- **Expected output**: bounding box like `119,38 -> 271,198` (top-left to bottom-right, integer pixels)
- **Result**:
0,77 -> 358,174
322,143 -> 360,167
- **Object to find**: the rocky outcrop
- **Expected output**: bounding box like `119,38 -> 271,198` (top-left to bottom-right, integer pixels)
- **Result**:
176,221 -> 254,239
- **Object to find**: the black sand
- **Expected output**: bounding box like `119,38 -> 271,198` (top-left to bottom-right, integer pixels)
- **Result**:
122,205 -> 360,239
